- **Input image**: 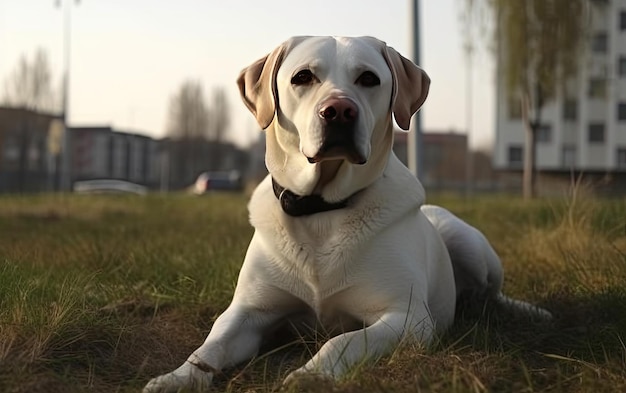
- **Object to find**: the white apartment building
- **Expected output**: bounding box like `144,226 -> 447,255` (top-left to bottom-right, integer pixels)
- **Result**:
493,0 -> 626,175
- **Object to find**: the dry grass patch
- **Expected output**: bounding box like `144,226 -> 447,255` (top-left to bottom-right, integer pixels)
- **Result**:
0,192 -> 625,392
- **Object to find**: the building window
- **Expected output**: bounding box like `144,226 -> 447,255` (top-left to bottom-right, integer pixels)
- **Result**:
618,148 -> 626,169
588,78 -> 607,98
621,10 -> 626,30
588,123 -> 605,143
562,145 -> 577,168
508,145 -> 523,167
536,124 -> 552,143
563,99 -> 578,121
591,32 -> 608,53
619,103 -> 626,121
619,56 -> 626,77
2,135 -> 19,162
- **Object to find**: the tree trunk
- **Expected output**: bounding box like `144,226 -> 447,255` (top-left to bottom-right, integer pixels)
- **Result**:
521,77 -> 545,200
522,120 -> 536,199
521,91 -> 536,199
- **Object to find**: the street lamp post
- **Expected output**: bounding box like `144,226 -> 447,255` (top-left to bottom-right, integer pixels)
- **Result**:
463,2 -> 474,198
408,0 -> 423,180
56,0 -> 78,191
464,33 -> 474,197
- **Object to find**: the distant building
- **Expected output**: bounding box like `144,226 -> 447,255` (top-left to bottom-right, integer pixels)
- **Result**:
394,130 -> 469,190
493,0 -> 626,193
0,106 -> 251,193
70,127 -> 250,191
69,126 -> 161,188
0,106 -> 62,192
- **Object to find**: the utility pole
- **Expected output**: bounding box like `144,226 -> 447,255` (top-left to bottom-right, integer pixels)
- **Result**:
464,4 -> 474,197
56,0 -> 79,191
408,0 -> 423,180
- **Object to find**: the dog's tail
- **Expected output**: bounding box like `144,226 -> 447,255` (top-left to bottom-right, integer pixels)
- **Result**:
493,293 -> 553,321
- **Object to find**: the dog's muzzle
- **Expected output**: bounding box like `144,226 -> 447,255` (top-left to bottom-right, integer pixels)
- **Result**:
307,96 -> 367,165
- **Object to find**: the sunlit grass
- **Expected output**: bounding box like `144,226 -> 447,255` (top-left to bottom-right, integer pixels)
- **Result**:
0,192 -> 624,392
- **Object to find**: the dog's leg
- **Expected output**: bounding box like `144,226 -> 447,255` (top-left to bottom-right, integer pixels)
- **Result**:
143,304 -> 283,393
421,205 -> 552,320
284,308 -> 433,384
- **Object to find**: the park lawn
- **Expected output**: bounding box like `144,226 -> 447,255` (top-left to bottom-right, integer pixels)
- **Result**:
0,192 -> 625,392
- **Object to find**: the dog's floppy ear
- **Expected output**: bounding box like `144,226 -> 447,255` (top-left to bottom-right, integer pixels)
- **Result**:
237,44 -> 286,130
383,46 -> 430,131
237,37 -> 309,130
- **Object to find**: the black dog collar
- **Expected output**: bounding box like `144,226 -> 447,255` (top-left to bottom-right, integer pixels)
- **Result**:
271,177 -> 350,217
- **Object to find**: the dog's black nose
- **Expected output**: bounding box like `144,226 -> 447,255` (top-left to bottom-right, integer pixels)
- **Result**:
318,98 -> 358,124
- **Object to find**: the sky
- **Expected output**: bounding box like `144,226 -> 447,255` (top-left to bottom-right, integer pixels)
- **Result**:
0,0 -> 495,149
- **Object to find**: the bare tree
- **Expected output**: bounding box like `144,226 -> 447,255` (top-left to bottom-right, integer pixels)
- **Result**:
165,81 -> 234,187
166,80 -> 209,140
206,87 -> 231,169
165,80 -> 209,186
2,48 -> 57,112
1,48 -> 59,191
465,0 -> 587,198
207,87 -> 230,143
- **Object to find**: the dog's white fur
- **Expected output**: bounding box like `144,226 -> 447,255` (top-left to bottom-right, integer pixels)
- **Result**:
144,36 -> 550,392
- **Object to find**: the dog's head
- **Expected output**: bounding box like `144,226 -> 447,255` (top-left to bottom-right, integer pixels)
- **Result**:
238,36 -> 429,202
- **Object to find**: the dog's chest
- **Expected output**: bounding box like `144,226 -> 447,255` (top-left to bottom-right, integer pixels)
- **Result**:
282,214 -> 362,280
265,208 -> 382,312
249,174 -> 414,316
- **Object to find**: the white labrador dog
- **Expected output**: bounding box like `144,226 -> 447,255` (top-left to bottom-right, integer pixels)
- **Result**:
144,36 -> 550,392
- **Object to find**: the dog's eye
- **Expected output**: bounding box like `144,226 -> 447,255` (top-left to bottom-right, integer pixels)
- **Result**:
356,71 -> 380,87
291,69 -> 315,85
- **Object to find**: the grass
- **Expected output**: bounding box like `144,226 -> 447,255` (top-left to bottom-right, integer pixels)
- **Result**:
0,191 -> 625,392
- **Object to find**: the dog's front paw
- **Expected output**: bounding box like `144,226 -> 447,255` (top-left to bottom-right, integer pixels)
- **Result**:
143,362 -> 213,393
283,368 -> 334,390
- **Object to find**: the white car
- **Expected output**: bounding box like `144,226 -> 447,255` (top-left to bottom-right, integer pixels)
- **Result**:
73,179 -> 147,195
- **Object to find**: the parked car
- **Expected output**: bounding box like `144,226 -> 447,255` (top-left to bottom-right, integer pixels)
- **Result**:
73,179 -> 148,195
193,171 -> 242,194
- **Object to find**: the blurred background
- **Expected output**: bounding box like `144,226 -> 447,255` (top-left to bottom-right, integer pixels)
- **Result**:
0,0 -> 624,197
